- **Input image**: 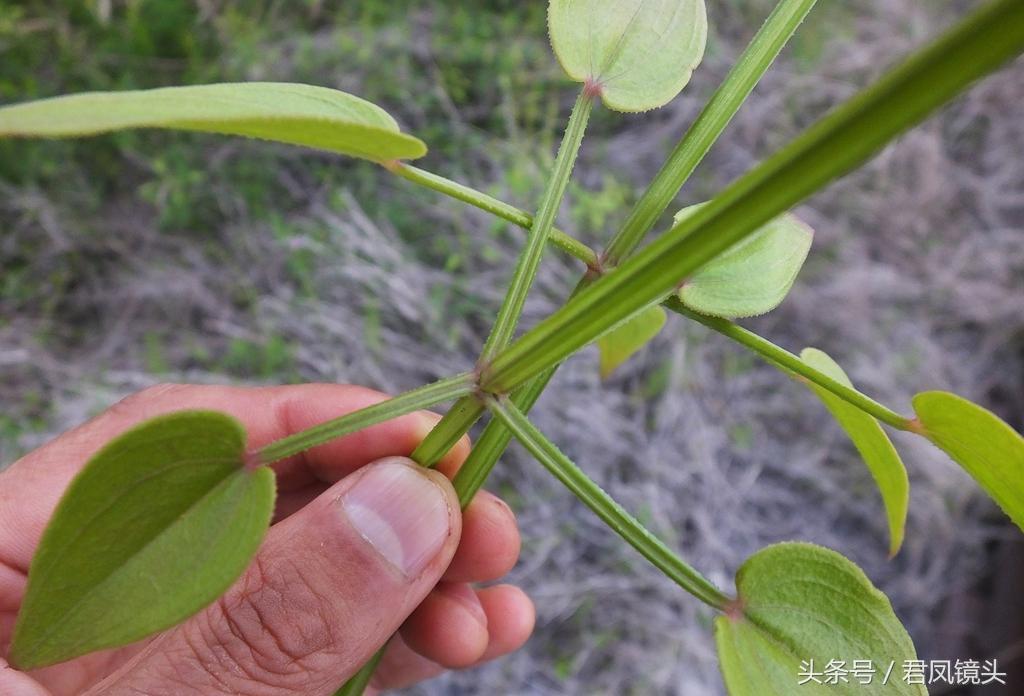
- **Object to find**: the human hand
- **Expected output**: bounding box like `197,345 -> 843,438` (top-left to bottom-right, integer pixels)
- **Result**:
0,384 -> 533,695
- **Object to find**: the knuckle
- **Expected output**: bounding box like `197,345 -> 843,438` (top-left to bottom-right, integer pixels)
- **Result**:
182,555 -> 342,692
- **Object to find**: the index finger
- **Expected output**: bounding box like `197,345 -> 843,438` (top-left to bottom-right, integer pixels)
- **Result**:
0,382 -> 470,573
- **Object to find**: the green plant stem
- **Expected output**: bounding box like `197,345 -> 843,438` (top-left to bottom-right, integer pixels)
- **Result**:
409,395 -> 485,466
389,163 -> 598,268
338,89 -> 595,695
487,396 -> 731,609
479,89 -> 594,362
664,298 -> 912,429
415,89 -> 595,479
451,0 -> 821,506
482,0 -> 1024,395
256,373 -> 475,463
449,89 -> 596,502
603,0 -> 820,266
452,372 -> 549,507
333,646 -> 385,696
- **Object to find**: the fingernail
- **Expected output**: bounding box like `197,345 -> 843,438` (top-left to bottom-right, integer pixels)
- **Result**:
341,458 -> 451,577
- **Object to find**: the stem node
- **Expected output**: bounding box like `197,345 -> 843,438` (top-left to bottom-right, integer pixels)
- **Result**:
583,78 -> 604,99
723,597 -> 745,621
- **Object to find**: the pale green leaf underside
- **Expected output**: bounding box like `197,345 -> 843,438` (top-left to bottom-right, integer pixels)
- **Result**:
675,204 -> 813,318
0,82 -> 426,161
801,348 -> 909,556
10,411 -> 275,670
716,542 -> 923,696
598,305 -> 667,378
913,391 -> 1024,531
548,0 -> 708,112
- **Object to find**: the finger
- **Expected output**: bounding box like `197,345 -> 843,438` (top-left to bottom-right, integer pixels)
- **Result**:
419,412 -> 473,480
372,584 -> 536,691
86,457 -> 461,696
0,656 -> 50,696
368,634 -> 443,694
264,415 -> 471,524
0,383 -> 456,572
476,585 -> 535,662
273,484 -> 326,523
399,583 -> 489,668
270,487 -> 520,585
443,491 -> 521,583
271,426 -> 473,525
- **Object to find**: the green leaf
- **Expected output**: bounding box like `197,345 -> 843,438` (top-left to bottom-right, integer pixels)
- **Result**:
9,411 -> 275,670
716,542 -> 924,696
913,391 -> 1024,531
800,348 -> 909,556
603,0 -> 821,265
0,82 -> 426,161
548,0 -> 708,112
675,205 -> 813,318
597,305 -> 667,378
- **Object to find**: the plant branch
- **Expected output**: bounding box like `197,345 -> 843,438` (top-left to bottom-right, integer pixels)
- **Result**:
452,371 -> 550,507
664,298 -> 913,429
487,395 -> 731,609
410,395 -> 485,467
448,0 -> 823,505
481,0 -> 1024,395
603,0 -> 820,266
411,88 -> 595,474
339,86 -> 596,696
479,88 -> 594,362
256,373 -> 476,463
388,162 -> 599,268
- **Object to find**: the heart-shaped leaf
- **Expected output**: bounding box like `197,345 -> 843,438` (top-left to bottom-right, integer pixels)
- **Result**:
801,348 -> 909,556
675,205 -> 813,318
0,82 -> 426,162
548,0 -> 708,112
913,391 -> 1024,531
597,305 -> 667,378
716,542 -> 924,696
9,411 -> 275,670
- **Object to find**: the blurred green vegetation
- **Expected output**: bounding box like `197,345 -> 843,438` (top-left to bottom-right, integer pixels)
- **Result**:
0,0 -> 634,304
1,0 -> 879,454
0,0 -> 620,451
0,0 -> 560,204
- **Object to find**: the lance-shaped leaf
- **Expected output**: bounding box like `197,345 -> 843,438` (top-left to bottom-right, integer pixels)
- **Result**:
716,542 -> 924,696
800,348 -> 908,556
0,82 -> 426,161
913,391 -> 1024,531
597,305 -> 667,378
9,411 -> 275,670
675,205 -> 813,318
548,0 -> 708,112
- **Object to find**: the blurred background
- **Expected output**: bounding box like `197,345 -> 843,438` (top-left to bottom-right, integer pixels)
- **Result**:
1,1 -> 1022,693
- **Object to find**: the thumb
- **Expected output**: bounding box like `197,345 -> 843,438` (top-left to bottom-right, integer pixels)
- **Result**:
88,457 -> 460,696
